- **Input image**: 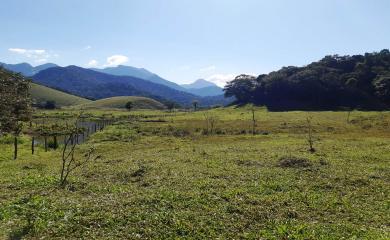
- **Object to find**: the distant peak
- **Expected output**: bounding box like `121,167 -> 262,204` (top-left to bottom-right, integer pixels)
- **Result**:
181,79 -> 217,89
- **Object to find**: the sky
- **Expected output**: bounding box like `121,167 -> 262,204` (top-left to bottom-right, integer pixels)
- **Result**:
1,0 -> 390,86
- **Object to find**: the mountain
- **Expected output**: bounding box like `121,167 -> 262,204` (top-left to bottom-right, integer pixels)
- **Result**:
183,86 -> 224,97
33,63 -> 58,74
32,66 -> 229,107
181,79 -> 217,89
0,62 -> 58,76
181,79 -> 223,96
92,65 -> 185,91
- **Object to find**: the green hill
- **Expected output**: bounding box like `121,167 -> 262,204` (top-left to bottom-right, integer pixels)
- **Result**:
30,83 -> 91,107
77,96 -> 166,110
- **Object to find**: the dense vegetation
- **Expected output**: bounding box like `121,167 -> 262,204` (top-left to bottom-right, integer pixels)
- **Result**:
0,108 -> 389,239
225,50 -> 390,110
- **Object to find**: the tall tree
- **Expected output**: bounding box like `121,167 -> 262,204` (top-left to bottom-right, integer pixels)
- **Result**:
224,74 -> 257,104
192,100 -> 199,111
0,67 -> 32,159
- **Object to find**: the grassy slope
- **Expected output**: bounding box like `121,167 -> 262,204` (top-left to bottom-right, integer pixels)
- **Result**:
76,96 -> 166,110
30,83 -> 91,107
0,107 -> 389,239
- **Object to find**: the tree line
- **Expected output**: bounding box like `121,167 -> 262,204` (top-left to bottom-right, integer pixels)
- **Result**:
224,49 -> 390,110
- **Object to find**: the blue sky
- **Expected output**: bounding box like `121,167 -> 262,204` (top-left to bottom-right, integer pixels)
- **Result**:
1,0 -> 389,86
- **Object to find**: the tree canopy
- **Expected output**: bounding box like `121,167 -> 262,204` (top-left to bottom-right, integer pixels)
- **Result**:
224,50 -> 390,110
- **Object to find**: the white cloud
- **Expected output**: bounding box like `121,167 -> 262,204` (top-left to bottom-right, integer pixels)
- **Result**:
83,45 -> 92,50
8,48 -> 56,62
104,55 -> 129,67
206,73 -> 236,87
35,58 -> 48,63
87,59 -> 99,67
9,48 -> 27,54
200,65 -> 216,72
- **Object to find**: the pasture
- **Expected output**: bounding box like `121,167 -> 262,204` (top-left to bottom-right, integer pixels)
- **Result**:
0,107 -> 389,239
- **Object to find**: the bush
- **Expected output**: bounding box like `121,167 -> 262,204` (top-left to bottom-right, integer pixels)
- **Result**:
47,139 -> 59,149
44,101 -> 57,109
0,135 -> 25,144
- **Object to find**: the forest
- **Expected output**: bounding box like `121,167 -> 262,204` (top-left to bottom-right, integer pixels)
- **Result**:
224,50 -> 390,110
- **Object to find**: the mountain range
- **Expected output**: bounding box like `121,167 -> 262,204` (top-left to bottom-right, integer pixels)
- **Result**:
91,65 -> 185,91
33,66 -> 231,106
92,65 -> 223,96
1,62 -> 231,106
0,62 -> 57,76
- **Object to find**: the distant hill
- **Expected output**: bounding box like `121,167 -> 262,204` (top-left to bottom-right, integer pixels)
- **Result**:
77,96 -> 166,110
181,79 -> 217,89
30,83 -> 91,107
0,62 -> 58,76
32,66 -> 229,107
92,65 -> 185,91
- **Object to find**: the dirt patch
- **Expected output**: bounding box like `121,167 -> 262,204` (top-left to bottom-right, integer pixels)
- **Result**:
277,156 -> 312,168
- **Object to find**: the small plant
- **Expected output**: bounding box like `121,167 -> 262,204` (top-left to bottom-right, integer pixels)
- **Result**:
203,112 -> 218,135
59,114 -> 100,187
60,135 -> 99,187
306,116 -> 315,153
251,106 -> 256,135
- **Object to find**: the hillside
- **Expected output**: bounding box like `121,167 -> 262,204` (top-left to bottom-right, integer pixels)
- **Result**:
32,66 -> 231,107
77,96 -> 166,110
225,49 -> 390,110
30,83 -> 91,107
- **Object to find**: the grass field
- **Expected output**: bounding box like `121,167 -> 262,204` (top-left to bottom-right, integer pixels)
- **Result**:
76,96 -> 166,110
30,83 -> 91,107
0,107 -> 389,239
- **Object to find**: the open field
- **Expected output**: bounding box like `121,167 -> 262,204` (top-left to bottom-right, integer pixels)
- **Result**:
0,107 -> 389,239
30,83 -> 91,107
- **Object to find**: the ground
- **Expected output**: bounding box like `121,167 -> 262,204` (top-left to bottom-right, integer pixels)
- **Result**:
0,107 -> 389,239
